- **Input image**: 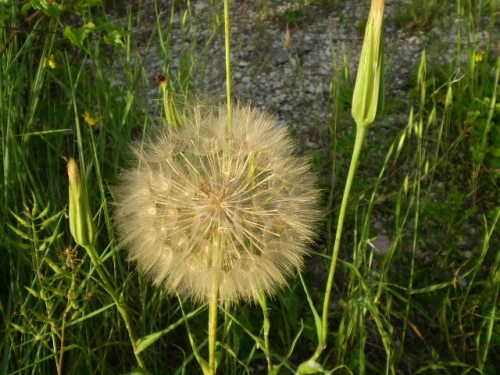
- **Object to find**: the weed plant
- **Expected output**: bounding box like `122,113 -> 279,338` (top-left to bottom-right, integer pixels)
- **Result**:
1,0 -> 500,374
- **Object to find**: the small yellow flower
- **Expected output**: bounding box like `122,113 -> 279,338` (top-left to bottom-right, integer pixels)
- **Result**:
474,51 -> 485,62
84,111 -> 100,126
44,54 -> 57,69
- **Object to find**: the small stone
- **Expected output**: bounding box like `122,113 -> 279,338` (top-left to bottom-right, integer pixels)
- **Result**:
268,50 -> 289,65
457,278 -> 467,287
463,250 -> 474,259
370,235 -> 392,255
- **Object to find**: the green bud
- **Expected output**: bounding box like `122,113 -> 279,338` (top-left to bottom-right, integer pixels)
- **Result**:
397,131 -> 406,153
156,74 -> 181,130
296,360 -> 325,374
418,50 -> 427,105
403,175 -> 409,195
351,0 -> 385,129
68,158 -> 96,247
427,106 -> 437,128
445,85 -> 453,108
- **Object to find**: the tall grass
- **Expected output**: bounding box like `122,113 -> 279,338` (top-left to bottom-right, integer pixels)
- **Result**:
1,0 -> 500,374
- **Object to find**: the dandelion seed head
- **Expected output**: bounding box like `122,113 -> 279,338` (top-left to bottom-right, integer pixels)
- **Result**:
114,105 -> 320,303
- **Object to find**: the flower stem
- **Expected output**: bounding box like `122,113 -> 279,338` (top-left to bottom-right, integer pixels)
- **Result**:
258,292 -> 272,373
208,278 -> 219,375
314,126 -> 367,360
223,0 -> 232,135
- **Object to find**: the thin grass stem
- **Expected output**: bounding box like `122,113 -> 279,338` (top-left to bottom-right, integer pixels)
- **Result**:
83,244 -> 145,369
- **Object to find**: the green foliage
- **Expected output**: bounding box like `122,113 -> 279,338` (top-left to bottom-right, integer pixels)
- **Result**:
394,0 -> 451,30
1,0 -> 500,374
468,97 -> 500,174
280,8 -> 308,29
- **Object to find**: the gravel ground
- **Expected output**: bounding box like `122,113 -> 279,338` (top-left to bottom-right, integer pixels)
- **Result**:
107,0 -> 497,150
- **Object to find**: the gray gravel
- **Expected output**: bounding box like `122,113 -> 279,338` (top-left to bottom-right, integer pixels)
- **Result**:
107,0 -> 497,151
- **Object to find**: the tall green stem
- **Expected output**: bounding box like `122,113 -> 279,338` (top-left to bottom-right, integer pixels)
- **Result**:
258,292 -> 272,373
208,279 -> 219,375
224,0 -> 232,135
314,126 -> 367,359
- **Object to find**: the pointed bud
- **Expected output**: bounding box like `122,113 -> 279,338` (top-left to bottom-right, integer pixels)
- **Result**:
397,131 -> 406,153
403,175 -> 409,195
427,106 -> 437,128
351,0 -> 385,128
418,50 -> 427,105
296,360 -> 324,374
445,85 -> 453,108
67,158 -> 96,247
156,75 -> 181,130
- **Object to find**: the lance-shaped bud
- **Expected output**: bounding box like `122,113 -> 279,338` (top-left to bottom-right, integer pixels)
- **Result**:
351,0 -> 385,129
67,158 -> 96,247
156,74 -> 181,130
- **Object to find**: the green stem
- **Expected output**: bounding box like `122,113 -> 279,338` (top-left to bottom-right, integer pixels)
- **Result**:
258,292 -> 272,373
314,125 -> 367,360
223,0 -> 232,135
84,244 -> 145,369
208,279 -> 219,375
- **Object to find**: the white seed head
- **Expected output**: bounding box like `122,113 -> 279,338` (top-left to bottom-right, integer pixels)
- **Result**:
113,105 -> 320,303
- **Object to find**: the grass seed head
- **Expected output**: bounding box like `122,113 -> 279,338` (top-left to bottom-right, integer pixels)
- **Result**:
114,104 -> 320,303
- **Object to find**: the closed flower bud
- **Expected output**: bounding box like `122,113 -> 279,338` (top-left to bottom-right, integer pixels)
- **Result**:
68,158 -> 96,247
351,0 -> 385,129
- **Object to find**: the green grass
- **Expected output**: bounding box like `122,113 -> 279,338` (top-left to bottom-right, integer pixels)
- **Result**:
1,0 -> 500,374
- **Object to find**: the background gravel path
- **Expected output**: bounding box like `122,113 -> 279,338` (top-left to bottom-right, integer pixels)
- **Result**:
106,0 -> 498,151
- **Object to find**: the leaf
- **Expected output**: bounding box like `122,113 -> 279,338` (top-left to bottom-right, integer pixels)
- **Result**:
7,223 -> 33,241
135,304 -> 205,354
31,191 -> 38,217
66,303 -> 116,327
30,0 -> 49,8
298,271 -> 323,345
63,23 -> 95,50
9,209 -> 30,227
40,210 -> 63,230
29,309 -> 51,322
43,255 -> 64,275
37,201 -> 50,219
296,361 -> 329,374
104,30 -> 126,49
72,0 -> 103,15
10,240 -> 31,250
25,287 -> 40,298
43,3 -> 62,18
489,147 -> 500,157
41,284 -> 66,296
21,2 -> 33,15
